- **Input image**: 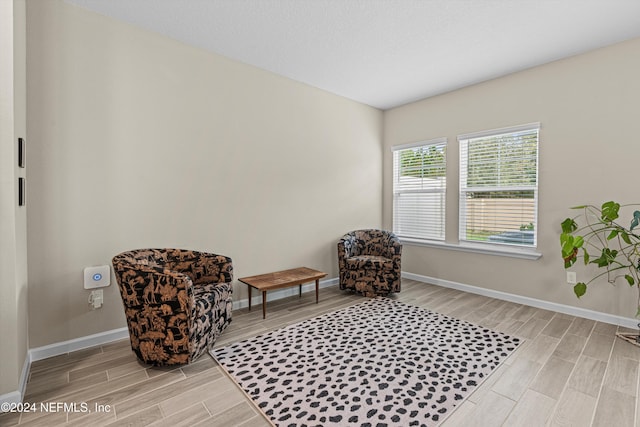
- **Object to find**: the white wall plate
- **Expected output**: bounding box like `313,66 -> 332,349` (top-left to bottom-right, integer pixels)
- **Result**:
83,265 -> 111,289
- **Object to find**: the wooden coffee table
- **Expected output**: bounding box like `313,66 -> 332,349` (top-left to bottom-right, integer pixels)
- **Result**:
239,267 -> 327,319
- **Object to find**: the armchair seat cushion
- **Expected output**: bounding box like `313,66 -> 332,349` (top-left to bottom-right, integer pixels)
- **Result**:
346,255 -> 393,270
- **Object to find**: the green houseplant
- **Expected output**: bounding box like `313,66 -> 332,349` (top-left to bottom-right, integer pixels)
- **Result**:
560,201 -> 640,344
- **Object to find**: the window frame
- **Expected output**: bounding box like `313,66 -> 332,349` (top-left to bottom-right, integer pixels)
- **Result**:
458,122 -> 540,250
391,137 -> 447,243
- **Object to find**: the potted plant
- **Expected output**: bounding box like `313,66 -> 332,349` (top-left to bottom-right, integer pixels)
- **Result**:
560,201 -> 640,345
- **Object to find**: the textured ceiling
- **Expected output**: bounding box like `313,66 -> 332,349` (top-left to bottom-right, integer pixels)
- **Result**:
64,0 -> 640,110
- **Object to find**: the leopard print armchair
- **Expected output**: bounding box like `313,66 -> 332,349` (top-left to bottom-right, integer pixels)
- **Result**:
337,229 -> 402,297
112,248 -> 233,365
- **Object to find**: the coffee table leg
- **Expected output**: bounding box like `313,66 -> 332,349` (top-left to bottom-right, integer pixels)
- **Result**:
248,285 -> 252,312
262,291 -> 267,319
315,279 -> 319,303
299,284 -> 302,298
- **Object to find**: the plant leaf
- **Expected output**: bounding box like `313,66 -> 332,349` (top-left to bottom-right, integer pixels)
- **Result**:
631,211 -> 640,231
590,248 -> 618,267
560,234 -> 583,256
560,234 -> 575,258
564,254 -> 576,269
573,236 -> 584,248
563,247 -> 578,268
561,218 -> 578,233
574,282 -> 587,298
560,233 -> 578,268
607,230 -> 619,240
583,249 -> 590,265
601,201 -> 620,222
621,231 -> 632,245
625,275 -> 635,286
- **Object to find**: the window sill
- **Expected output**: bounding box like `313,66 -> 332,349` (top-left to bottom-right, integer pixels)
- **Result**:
398,238 -> 542,260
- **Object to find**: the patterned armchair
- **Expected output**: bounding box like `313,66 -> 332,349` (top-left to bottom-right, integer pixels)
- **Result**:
112,248 -> 233,365
337,229 -> 402,297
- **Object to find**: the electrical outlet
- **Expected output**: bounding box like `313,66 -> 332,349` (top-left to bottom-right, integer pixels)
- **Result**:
88,289 -> 103,309
566,271 -> 577,284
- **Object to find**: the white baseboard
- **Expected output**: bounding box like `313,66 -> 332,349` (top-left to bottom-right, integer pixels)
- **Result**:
1,329 -> 131,408
0,391 -> 21,409
0,352 -> 31,410
2,329 -> 129,409
29,327 -> 130,363
403,271 -> 639,329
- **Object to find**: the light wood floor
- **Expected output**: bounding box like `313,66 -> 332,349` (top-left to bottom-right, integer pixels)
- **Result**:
2,279 -> 639,426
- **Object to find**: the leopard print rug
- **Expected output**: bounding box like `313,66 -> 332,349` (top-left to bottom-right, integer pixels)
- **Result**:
211,298 -> 521,427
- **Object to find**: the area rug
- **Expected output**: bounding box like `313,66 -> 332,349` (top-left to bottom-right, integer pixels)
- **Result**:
211,298 -> 521,427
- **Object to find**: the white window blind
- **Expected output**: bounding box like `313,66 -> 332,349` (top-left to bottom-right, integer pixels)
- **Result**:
459,123 -> 539,248
392,138 -> 446,241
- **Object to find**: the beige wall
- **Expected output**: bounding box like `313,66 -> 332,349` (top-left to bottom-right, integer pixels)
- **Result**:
21,0 -> 640,353
0,0 -> 28,397
26,1 -> 382,348
384,37 -> 640,319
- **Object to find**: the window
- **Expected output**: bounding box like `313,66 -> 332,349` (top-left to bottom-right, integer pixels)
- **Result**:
459,123 -> 539,248
392,138 -> 447,242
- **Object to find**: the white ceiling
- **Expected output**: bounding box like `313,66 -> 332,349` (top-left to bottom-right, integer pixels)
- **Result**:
65,0 -> 640,110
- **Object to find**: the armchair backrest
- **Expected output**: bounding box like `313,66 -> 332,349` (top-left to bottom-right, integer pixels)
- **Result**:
112,248 -> 166,271
339,229 -> 401,259
113,249 -> 233,283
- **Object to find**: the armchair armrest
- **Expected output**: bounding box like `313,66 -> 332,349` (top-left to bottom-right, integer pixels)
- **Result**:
383,234 -> 403,261
338,233 -> 358,261
190,253 -> 233,285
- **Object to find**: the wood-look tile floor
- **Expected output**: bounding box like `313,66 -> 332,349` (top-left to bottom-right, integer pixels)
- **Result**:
2,279 -> 639,426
